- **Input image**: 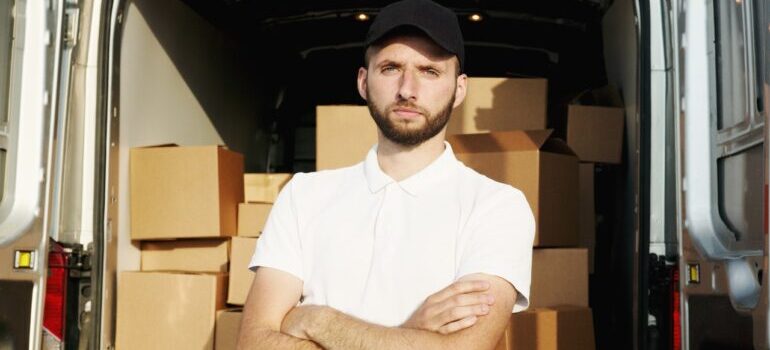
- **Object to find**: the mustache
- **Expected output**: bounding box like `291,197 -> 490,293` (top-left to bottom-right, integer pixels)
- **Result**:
388,101 -> 428,115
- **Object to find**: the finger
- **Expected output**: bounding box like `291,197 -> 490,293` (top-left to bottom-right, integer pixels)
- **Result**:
438,316 -> 478,335
429,292 -> 494,319
438,303 -> 490,326
429,280 -> 490,304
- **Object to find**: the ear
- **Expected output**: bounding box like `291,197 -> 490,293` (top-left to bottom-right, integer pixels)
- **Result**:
357,67 -> 368,101
452,73 -> 468,108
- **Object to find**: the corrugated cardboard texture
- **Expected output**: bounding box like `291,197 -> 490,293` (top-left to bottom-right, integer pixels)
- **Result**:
215,309 -> 242,350
116,272 -> 227,350
578,164 -> 596,273
218,149 -> 245,235
448,130 -> 579,247
447,129 -> 552,153
237,203 -> 272,237
140,239 -> 230,273
495,306 -> 595,350
228,237 -> 258,305
448,78 -> 548,134
243,173 -> 292,203
531,248 -> 588,307
538,152 -> 579,247
316,105 -> 378,170
130,145 -> 244,240
567,105 -> 624,164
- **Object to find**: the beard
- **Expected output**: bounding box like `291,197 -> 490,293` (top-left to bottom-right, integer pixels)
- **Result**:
366,90 -> 455,147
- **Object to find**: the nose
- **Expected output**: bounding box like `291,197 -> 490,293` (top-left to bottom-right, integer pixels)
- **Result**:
397,69 -> 419,102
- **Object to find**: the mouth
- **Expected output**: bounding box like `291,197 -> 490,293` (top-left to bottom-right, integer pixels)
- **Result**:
392,107 -> 423,119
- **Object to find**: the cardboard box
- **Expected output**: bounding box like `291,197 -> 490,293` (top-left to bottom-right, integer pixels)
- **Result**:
578,164 -> 596,273
244,173 -> 292,203
448,130 -> 579,247
316,105 -> 378,170
448,77 -> 548,134
116,272 -> 227,350
228,237 -> 258,305
215,309 -> 242,350
495,306 -> 596,350
237,203 -> 272,237
316,78 -> 548,170
531,248 -> 588,308
567,105 -> 624,164
130,145 -> 244,240
141,239 -> 230,273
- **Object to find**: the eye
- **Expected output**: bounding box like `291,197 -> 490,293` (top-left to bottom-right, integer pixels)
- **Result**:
423,69 -> 440,77
381,65 -> 399,74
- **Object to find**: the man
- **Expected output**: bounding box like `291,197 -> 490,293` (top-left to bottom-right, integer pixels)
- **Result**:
238,0 -> 535,349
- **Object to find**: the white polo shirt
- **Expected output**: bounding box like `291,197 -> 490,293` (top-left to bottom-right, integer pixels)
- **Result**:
250,141 -> 535,327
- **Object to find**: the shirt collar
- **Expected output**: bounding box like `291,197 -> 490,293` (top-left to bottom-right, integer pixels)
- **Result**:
363,141 -> 459,197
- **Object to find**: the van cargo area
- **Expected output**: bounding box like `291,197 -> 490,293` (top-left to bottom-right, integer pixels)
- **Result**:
116,0 -> 640,348
5,0 -> 769,349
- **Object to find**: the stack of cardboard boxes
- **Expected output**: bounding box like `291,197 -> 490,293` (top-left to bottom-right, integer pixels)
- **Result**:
317,77 -> 622,350
231,173 -> 292,305
566,87 -> 626,275
219,173 -> 292,350
117,145 -> 291,349
117,145 -> 242,350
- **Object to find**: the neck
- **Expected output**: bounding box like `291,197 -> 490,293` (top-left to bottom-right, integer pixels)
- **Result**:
376,130 -> 447,181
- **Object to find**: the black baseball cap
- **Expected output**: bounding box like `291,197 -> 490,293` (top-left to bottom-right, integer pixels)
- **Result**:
365,0 -> 465,71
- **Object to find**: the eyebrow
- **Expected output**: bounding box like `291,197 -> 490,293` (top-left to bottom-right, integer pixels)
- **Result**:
376,60 -> 403,69
417,63 -> 444,73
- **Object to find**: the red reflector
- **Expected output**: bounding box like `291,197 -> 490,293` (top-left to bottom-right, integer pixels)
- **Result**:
43,249 -> 67,341
764,184 -> 770,234
671,267 -> 681,350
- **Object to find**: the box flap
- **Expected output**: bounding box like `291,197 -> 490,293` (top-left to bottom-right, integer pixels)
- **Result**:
448,129 -> 554,153
134,144 -> 229,150
541,138 -> 577,156
134,143 -> 179,149
243,173 -> 292,185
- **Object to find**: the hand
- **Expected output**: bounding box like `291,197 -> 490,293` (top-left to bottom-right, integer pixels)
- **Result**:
401,280 -> 496,334
281,305 -> 326,340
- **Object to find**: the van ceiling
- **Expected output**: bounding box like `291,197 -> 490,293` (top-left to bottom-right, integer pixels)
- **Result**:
180,0 -> 608,60
177,0 -> 612,129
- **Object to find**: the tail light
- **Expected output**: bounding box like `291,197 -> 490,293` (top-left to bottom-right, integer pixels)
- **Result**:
43,242 -> 67,341
671,265 -> 681,350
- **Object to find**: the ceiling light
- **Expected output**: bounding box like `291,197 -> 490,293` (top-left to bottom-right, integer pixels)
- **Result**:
468,13 -> 483,22
355,13 -> 370,21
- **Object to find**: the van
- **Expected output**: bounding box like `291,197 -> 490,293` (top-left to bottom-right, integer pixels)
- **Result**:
0,0 -> 767,349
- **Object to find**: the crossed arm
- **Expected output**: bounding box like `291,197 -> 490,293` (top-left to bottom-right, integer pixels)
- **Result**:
236,267 -> 515,350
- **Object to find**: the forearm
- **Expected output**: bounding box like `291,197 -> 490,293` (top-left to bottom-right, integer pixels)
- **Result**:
238,328 -> 323,350
307,308 -> 450,350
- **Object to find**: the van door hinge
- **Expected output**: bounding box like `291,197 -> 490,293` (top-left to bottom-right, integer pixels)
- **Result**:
64,2 -> 80,48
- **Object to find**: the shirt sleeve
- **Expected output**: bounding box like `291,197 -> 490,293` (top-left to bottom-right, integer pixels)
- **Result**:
248,175 -> 304,282
455,186 -> 536,313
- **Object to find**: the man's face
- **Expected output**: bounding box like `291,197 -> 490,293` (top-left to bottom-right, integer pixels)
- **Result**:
358,34 -> 467,147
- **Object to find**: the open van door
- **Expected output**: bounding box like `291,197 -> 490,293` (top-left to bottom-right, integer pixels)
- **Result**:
0,0 -> 70,349
677,0 -> 769,348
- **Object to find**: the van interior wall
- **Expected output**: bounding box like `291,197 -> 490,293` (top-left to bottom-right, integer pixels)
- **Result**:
117,0 -> 272,271
597,0 -> 638,348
